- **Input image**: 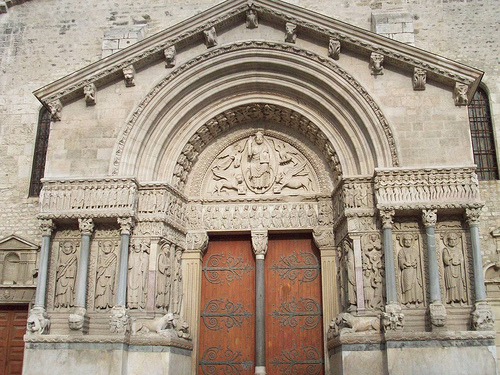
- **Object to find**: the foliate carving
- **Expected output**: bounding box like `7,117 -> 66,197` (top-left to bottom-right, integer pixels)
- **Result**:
127,240 -> 149,309
370,53 -> 384,75
206,131 -> 316,196
471,301 -> 494,331
156,241 -> 172,310
397,234 -> 423,307
313,227 -> 334,248
164,46 -> 176,68
122,65 -> 136,87
375,167 -> 480,210
48,99 -> 62,121
84,83 -> 96,106
251,231 -> 268,258
118,217 -> 134,235
95,240 -> 118,309
422,209 -> 437,228
465,207 -> 481,226
246,8 -> 258,29
379,209 -> 394,229
328,38 -> 340,60
203,27 -> 217,48
78,218 -> 94,235
54,240 -> 78,308
382,303 -> 404,332
362,233 -> 384,310
186,231 -> 209,253
442,232 -> 466,305
454,83 -> 469,106
110,305 -> 131,334
39,219 -> 55,236
27,307 -> 50,335
285,22 -> 297,43
412,68 -> 426,91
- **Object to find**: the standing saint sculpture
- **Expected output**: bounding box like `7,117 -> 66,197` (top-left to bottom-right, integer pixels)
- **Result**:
127,240 -> 149,309
156,242 -> 172,310
442,233 -> 466,305
398,234 -> 423,306
95,240 -> 117,309
55,241 -> 78,308
171,247 -> 183,315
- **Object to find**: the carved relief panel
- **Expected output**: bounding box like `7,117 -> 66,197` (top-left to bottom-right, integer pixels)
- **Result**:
339,237 -> 356,312
361,233 -> 384,311
127,239 -> 149,310
393,221 -> 425,308
47,227 -> 80,310
202,131 -> 318,197
0,236 -> 38,288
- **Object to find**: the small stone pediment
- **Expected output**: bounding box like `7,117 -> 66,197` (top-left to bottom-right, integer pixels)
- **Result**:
0,235 -> 39,251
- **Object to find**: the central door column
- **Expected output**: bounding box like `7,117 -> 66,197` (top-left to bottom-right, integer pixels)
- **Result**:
251,230 -> 268,375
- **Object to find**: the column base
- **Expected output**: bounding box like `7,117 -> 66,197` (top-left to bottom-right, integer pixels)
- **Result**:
27,306 -> 50,335
471,301 -> 495,331
382,303 -> 404,332
254,365 -> 266,375
69,306 -> 90,334
110,306 -> 131,334
429,301 -> 447,329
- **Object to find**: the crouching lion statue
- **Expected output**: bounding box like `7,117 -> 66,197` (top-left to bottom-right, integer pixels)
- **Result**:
327,312 -> 381,339
132,313 -> 191,339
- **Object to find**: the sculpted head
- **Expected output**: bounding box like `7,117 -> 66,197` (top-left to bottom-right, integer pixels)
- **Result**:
255,131 -> 264,144
402,234 -> 414,248
446,233 -> 460,248
62,241 -> 75,255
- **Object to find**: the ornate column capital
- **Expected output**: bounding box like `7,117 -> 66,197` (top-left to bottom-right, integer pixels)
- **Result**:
39,219 -> 55,236
117,217 -> 135,235
186,231 -> 209,254
78,218 -> 94,235
313,226 -> 335,249
379,209 -> 395,229
251,230 -> 268,259
466,207 -> 482,226
422,209 -> 437,228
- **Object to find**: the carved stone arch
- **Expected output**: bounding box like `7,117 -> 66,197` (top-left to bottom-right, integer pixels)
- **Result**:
111,42 -> 399,182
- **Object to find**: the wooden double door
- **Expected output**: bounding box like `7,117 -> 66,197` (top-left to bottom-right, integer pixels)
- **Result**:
0,305 -> 28,375
198,234 -> 324,375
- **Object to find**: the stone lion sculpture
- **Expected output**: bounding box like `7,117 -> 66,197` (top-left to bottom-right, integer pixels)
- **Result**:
328,312 -> 381,339
132,313 -> 191,339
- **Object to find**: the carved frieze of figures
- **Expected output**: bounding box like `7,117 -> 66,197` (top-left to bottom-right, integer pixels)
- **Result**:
54,240 -> 79,308
246,8 -> 258,29
328,38 -> 341,60
200,202 -> 319,231
362,233 -> 384,310
441,232 -> 467,305
374,167 -> 480,210
396,233 -> 424,307
156,242 -> 172,311
343,179 -> 374,210
127,240 -> 149,309
412,68 -> 426,91
285,22 -> 297,43
370,53 -> 384,75
205,131 -> 316,196
95,240 -> 118,309
40,178 -> 138,217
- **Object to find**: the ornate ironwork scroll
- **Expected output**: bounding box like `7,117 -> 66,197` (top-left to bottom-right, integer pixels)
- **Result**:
270,251 -> 320,283
201,299 -> 252,331
270,345 -> 323,375
200,346 -> 253,375
202,253 -> 253,285
270,297 -> 321,330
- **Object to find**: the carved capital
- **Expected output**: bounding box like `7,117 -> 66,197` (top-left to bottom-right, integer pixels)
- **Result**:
186,231 -> 209,253
313,227 -> 335,248
370,53 -> 384,75
379,209 -> 395,229
117,217 -> 134,235
122,65 -> 136,87
454,83 -> 469,106
328,38 -> 340,60
39,219 -> 55,236
465,207 -> 481,226
251,230 -> 268,259
164,46 -> 176,68
382,303 -> 404,332
412,68 -> 426,91
84,83 -> 96,106
48,99 -> 62,121
422,209 -> 437,228
285,22 -> 297,43
246,8 -> 258,29
203,27 -> 217,48
78,218 -> 94,236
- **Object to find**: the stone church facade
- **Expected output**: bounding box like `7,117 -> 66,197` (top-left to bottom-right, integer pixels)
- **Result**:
0,0 -> 499,374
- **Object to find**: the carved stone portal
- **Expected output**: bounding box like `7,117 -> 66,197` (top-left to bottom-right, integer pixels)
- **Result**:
204,131 -> 317,196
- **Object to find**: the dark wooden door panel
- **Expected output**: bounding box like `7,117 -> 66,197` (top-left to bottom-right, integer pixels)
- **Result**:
0,305 -> 28,375
266,234 -> 324,375
198,235 -> 255,375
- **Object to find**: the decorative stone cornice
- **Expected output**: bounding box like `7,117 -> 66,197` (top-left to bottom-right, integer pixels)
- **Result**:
422,209 -> 437,228
33,0 -> 482,112
251,230 -> 268,259
78,218 -> 94,236
39,219 -> 55,236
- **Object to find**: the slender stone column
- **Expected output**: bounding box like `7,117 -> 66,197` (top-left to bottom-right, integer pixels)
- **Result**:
379,209 -> 404,331
69,218 -> 94,332
184,231 -> 209,374
350,234 -> 365,312
422,209 -> 446,328
466,207 -> 494,330
252,230 -> 268,375
27,219 -> 55,334
110,217 -> 134,334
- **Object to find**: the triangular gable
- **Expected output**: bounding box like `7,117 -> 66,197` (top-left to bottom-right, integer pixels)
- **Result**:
33,0 -> 483,109
0,235 -> 39,251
